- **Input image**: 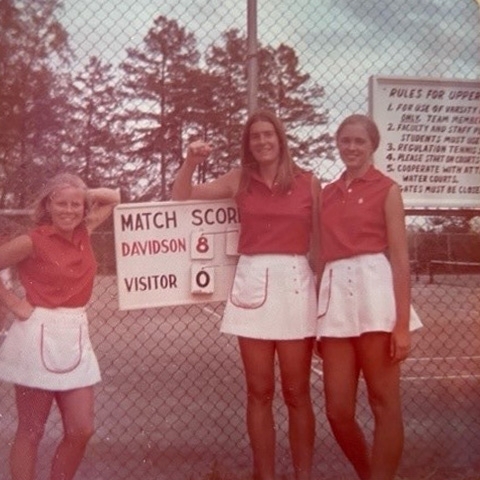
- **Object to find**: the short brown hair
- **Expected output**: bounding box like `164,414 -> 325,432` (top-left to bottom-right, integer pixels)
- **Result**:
336,114 -> 380,152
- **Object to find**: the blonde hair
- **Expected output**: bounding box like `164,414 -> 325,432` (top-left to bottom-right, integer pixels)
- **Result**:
240,109 -> 302,193
32,173 -> 89,225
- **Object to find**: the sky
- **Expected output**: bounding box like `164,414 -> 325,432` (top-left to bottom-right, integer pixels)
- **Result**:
58,0 -> 479,128
54,0 -> 480,189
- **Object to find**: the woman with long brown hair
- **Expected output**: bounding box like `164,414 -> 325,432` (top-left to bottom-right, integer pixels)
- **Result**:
173,110 -> 320,480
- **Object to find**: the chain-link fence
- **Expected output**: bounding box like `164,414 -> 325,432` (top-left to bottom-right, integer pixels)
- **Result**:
1,0 -> 480,479
0,230 -> 479,480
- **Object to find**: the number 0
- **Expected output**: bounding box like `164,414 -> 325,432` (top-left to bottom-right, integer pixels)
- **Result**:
196,270 -> 210,288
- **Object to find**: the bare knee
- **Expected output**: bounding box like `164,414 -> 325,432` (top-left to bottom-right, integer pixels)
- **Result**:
368,392 -> 402,423
247,384 -> 275,407
282,384 -> 311,410
367,378 -> 402,421
16,423 -> 46,447
64,423 -> 95,447
326,401 -> 356,430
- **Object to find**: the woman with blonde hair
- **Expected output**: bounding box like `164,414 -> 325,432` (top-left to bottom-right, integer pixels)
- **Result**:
0,173 -> 120,480
316,114 -> 421,480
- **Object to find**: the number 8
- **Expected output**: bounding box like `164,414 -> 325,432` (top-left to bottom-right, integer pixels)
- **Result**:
196,236 -> 209,253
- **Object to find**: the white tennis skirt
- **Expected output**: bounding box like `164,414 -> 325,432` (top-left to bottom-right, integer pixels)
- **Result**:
0,306 -> 101,390
221,254 -> 317,340
316,253 -> 422,338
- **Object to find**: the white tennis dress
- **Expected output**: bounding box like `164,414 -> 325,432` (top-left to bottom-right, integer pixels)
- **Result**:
0,306 -> 101,390
221,254 -> 317,340
317,253 -> 422,338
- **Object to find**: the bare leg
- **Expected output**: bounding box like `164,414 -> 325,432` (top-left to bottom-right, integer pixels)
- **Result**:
358,333 -> 403,480
238,337 -> 276,480
50,386 -> 95,480
10,386 -> 55,480
277,338 -> 315,480
321,338 -> 371,480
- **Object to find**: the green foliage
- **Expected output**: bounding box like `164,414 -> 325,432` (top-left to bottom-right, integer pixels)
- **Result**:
0,0 -> 70,208
67,56 -> 124,187
0,2 -> 333,206
118,15 -> 201,200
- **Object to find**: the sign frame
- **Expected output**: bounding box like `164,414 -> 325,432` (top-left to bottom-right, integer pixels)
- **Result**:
113,198 -> 240,310
369,75 -> 480,209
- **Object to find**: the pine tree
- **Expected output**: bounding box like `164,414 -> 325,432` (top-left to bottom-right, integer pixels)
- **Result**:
0,0 -> 70,207
118,16 -> 200,201
66,56 -> 126,187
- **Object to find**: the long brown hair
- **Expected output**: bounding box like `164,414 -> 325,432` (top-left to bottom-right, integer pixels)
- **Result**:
240,109 -> 302,193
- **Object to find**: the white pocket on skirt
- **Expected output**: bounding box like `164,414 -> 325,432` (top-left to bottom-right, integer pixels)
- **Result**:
317,268 -> 332,318
230,267 -> 269,309
41,323 -> 83,373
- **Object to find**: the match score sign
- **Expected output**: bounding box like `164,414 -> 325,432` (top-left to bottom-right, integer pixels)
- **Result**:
113,199 -> 240,310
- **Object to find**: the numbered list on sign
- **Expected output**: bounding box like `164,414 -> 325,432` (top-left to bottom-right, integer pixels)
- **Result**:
370,77 -> 480,208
